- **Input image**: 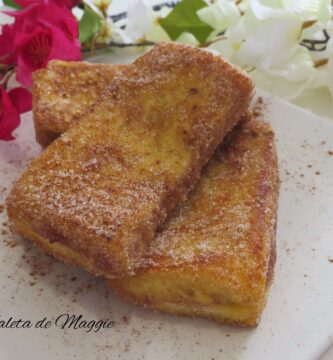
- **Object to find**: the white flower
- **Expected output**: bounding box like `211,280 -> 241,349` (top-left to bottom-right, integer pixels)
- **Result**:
236,16 -> 302,70
243,0 -> 331,22
72,6 -> 84,21
304,21 -> 333,96
175,32 -> 199,46
205,0 -> 322,100
125,0 -> 171,43
92,0 -> 112,8
84,0 -> 112,16
207,39 -> 235,62
96,20 -> 117,44
219,1 -> 305,70
229,2 -> 305,69
251,47 -> 315,99
279,0 -> 332,22
197,0 -> 240,34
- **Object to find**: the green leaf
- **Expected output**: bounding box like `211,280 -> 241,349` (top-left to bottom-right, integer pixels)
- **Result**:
79,4 -> 102,44
159,0 -> 213,44
3,0 -> 21,9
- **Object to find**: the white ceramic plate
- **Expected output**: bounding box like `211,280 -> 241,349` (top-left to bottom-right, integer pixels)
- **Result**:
1,83 -> 333,359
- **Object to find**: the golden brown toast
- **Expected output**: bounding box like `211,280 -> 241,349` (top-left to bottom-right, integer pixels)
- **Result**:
33,61 -> 125,147
7,43 -> 254,278
109,119 -> 279,326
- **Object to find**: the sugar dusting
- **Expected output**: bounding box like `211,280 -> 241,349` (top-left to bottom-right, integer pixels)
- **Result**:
8,43 -> 254,278
33,61 -> 127,146
140,118 -> 279,293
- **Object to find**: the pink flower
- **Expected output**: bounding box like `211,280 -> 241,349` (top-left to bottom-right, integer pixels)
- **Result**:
0,85 -> 32,141
0,3 -> 81,86
0,25 -> 16,64
15,0 -> 79,9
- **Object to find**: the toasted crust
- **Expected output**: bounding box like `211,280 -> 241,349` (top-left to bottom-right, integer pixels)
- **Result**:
33,61 -> 125,147
7,43 -> 254,278
109,119 -> 280,326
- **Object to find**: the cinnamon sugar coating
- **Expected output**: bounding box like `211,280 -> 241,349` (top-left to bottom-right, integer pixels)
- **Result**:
7,43 -> 254,278
109,119 -> 279,326
33,61 -> 126,147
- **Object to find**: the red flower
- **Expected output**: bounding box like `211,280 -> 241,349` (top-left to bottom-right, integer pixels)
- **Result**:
0,85 -> 32,141
15,0 -> 79,9
0,3 -> 81,86
0,25 -> 16,64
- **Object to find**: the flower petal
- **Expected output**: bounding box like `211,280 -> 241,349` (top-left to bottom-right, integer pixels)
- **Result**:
5,3 -> 80,86
0,24 -> 16,64
267,47 -> 315,82
280,0 -> 332,22
197,0 -> 240,33
47,26 -> 81,61
252,69 -> 312,100
250,0 -> 287,21
175,32 -> 199,46
125,0 -> 170,42
16,53 -> 35,86
126,0 -> 153,40
236,16 -> 302,69
0,86 -> 20,141
8,87 -> 32,114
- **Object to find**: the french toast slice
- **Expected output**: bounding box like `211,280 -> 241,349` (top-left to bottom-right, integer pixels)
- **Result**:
109,119 -> 279,326
7,43 -> 254,278
33,61 -> 125,147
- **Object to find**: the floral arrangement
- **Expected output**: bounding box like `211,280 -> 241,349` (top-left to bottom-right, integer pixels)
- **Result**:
0,0 -> 333,140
